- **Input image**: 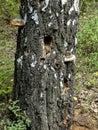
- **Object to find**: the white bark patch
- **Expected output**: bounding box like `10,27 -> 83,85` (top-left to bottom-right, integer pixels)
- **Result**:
49,9 -> 51,14
24,51 -> 29,57
42,0 -> 50,11
54,73 -> 57,79
72,19 -> 76,26
45,116 -> 48,123
40,92 -> 43,98
51,66 -> 55,72
67,19 -> 72,26
69,0 -> 79,14
61,0 -> 67,6
73,0 -> 79,13
31,10 -> 39,25
68,73 -> 71,79
60,72 -> 63,77
60,72 -> 63,82
54,86 -> 57,89
60,81 -> 63,88
50,15 -> 53,19
31,55 -> 35,60
28,2 -> 33,13
43,64 -> 47,69
61,9 -> 64,13
70,48 -> 73,52
69,6 -> 74,15
25,37 -> 27,43
64,41 -> 68,48
31,61 -> 37,67
48,22 -> 52,27
17,56 -> 23,67
40,62 -> 43,66
53,51 -> 56,55
64,54 -> 76,62
56,12 -> 59,17
75,36 -> 78,45
39,38 -> 44,49
24,13 -> 27,24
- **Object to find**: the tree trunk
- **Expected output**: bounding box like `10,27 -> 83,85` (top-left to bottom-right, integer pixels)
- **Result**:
13,0 -> 79,130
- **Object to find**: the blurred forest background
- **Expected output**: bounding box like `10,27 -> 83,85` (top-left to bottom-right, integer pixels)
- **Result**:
0,0 -> 98,129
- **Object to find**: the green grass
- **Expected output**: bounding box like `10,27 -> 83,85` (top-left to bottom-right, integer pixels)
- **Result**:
0,0 -> 19,100
75,2 -> 98,94
0,37 -> 15,99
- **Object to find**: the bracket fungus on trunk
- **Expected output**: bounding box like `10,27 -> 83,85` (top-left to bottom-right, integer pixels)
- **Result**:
10,18 -> 25,27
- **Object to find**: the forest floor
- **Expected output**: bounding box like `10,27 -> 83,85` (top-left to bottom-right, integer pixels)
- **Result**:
0,1 -> 98,130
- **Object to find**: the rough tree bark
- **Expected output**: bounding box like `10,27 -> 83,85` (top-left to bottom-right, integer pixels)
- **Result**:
13,0 -> 79,130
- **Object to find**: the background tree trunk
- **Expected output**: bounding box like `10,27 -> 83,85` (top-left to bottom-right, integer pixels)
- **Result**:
13,0 -> 79,130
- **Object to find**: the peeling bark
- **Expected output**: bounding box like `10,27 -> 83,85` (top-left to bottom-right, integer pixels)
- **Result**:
13,0 -> 79,130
